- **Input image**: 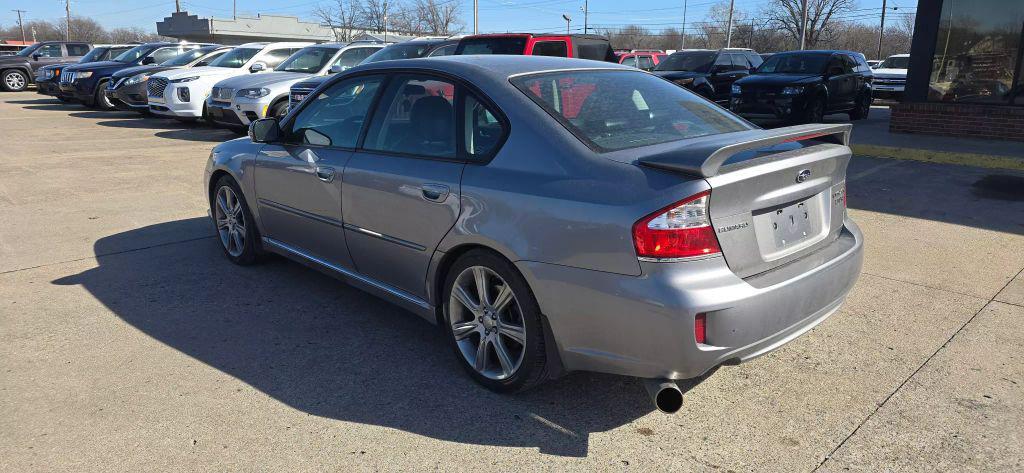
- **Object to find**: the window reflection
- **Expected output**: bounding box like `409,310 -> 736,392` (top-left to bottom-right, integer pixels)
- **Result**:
928,0 -> 1024,104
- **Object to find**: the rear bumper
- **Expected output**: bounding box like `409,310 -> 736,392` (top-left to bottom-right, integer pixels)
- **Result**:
517,218 -> 863,380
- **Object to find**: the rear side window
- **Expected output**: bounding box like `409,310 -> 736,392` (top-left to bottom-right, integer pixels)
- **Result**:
531,41 -> 567,57
744,52 -> 763,68
637,55 -> 654,70
364,75 -> 457,158
456,37 -> 528,55
513,70 -> 750,152
464,95 -> 506,158
333,47 -> 378,70
66,44 -> 90,56
428,44 -> 456,57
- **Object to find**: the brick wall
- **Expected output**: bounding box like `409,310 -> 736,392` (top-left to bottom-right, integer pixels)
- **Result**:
889,102 -> 1024,142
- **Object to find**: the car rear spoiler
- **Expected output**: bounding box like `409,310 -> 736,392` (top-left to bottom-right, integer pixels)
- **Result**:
636,123 -> 852,178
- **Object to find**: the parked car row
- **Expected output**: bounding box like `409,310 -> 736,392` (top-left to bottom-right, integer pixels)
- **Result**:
13,34 -> 865,413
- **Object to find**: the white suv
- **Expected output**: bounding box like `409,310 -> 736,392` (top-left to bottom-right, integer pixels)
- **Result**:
147,42 -> 311,121
872,53 -> 909,101
206,41 -> 384,129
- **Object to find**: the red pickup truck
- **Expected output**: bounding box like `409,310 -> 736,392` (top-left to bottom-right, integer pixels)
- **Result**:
454,33 -> 616,62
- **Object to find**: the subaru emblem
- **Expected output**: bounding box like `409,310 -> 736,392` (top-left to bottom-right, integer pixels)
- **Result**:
796,169 -> 811,183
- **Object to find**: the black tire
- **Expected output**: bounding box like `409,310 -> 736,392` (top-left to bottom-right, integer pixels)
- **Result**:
441,249 -> 549,393
210,175 -> 262,265
269,100 -> 289,119
849,93 -> 871,120
94,81 -> 113,110
804,96 -> 826,123
1,69 -> 29,92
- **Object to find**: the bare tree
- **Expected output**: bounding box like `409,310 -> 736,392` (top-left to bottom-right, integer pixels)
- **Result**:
762,0 -> 856,48
107,26 -> 160,43
59,16 -> 106,42
314,0 -> 364,41
411,0 -> 463,35
360,0 -> 391,33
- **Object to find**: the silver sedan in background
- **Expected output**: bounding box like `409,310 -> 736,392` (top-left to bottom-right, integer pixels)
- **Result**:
204,56 -> 863,413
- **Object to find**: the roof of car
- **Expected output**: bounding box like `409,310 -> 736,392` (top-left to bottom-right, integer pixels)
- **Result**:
352,54 -> 631,77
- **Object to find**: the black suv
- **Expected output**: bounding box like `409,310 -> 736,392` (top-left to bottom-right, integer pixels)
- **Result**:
730,50 -> 874,123
0,41 -> 92,92
35,45 -> 134,100
652,48 -> 763,104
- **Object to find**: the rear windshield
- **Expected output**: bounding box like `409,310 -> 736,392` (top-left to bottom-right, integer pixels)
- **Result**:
456,37 -> 528,55
756,53 -> 830,74
113,45 -> 155,63
276,46 -> 338,73
513,70 -> 750,152
655,51 -> 716,72
161,46 -> 218,66
79,47 -> 108,63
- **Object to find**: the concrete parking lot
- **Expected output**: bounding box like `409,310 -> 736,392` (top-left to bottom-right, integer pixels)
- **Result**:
1,91 -> 1022,471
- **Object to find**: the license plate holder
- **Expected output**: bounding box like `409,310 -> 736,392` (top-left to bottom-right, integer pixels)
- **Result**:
768,199 -> 813,248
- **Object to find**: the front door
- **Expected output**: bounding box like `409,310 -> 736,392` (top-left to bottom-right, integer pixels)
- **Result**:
32,43 -> 65,72
342,74 -> 465,298
254,74 -> 385,268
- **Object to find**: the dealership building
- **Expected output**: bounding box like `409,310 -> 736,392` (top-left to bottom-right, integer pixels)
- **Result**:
895,0 -> 1024,141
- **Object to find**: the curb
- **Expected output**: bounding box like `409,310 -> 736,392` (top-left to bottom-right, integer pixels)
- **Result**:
851,144 -> 1024,172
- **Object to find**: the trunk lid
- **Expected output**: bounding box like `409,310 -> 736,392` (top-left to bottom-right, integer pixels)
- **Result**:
637,124 -> 852,278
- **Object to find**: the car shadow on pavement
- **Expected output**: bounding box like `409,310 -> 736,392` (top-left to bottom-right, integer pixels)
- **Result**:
847,156 -> 1024,235
23,103 -> 86,111
52,218 -> 670,457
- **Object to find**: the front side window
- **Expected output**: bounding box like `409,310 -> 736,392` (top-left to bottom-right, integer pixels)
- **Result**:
928,0 -> 1023,104
464,95 -> 506,158
513,70 -> 750,152
531,41 -> 567,57
285,75 -> 383,148
36,44 -> 63,58
66,44 -> 89,56
332,47 -> 378,70
209,48 -> 260,68
621,55 -> 637,67
364,75 -> 457,158
276,47 -> 338,73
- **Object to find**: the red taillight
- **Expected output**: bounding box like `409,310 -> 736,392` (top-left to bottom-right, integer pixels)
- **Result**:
694,313 -> 707,344
633,191 -> 721,259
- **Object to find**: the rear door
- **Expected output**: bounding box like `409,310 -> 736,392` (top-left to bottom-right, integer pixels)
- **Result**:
66,43 -> 90,62
254,74 -> 385,268
342,73 -> 465,298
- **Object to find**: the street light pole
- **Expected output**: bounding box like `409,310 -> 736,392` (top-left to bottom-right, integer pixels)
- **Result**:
799,0 -> 808,50
474,0 -> 478,34
562,14 -> 571,34
65,0 -> 71,41
725,0 -> 735,48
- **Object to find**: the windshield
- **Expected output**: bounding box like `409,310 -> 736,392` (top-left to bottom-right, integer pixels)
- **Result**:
456,37 -> 528,55
208,47 -> 259,68
161,47 -> 216,66
513,70 -> 750,152
113,45 -> 155,63
756,53 -> 830,74
879,55 -> 909,69
79,47 -> 108,63
276,46 -> 337,73
15,44 -> 39,57
364,43 -> 433,63
654,51 -> 716,72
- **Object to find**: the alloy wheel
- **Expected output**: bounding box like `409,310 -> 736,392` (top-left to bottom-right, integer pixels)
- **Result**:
448,266 -> 527,380
214,185 -> 247,258
5,72 -> 26,90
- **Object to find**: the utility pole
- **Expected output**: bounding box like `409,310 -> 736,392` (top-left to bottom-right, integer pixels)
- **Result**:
680,0 -> 687,50
876,0 -> 888,60
799,0 -> 808,50
725,0 -> 734,48
473,0 -> 478,34
12,10 -> 27,43
65,0 -> 71,41
175,0 -> 180,12
583,0 -> 588,34
233,0 -> 236,19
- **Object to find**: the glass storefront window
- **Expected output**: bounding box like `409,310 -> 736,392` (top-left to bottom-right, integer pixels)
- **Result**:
928,0 -> 1024,104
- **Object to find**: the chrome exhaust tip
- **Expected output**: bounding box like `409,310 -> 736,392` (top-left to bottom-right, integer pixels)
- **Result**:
642,378 -> 684,414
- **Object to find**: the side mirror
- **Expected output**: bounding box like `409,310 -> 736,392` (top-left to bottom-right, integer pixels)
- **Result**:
32,53 -> 41,61
142,56 -> 156,65
329,64 -> 346,74
249,118 -> 280,143
249,62 -> 267,73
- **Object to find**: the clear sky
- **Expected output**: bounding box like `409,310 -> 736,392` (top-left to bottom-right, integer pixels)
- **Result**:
2,0 -> 916,36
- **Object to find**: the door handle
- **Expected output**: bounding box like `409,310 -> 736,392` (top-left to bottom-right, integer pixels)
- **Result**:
315,166 -> 335,183
420,183 -> 450,203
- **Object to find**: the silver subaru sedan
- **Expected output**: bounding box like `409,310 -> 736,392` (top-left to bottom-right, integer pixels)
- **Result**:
204,55 -> 863,413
